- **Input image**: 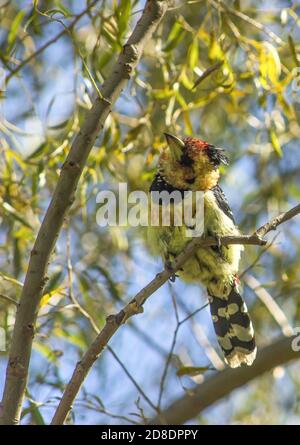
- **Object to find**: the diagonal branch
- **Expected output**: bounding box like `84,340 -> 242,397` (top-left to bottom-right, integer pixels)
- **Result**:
50,203 -> 300,425
0,0 -> 170,425
149,335 -> 300,424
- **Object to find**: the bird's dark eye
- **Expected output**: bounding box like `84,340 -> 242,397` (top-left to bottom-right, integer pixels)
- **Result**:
180,151 -> 194,167
206,145 -> 229,166
186,177 -> 195,184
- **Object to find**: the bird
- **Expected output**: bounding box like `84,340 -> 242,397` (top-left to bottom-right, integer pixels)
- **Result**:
148,132 -> 256,368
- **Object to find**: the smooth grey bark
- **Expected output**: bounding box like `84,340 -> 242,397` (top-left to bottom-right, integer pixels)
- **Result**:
0,0 -> 170,425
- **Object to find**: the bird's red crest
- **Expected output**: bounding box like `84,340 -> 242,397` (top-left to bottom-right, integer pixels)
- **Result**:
183,137 -> 210,150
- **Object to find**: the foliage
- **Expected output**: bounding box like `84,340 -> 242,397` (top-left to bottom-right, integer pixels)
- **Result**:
0,0 -> 300,425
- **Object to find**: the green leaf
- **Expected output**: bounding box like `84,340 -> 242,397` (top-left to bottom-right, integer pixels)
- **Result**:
44,8 -> 69,18
163,22 -> 185,52
117,0 -> 131,38
2,202 -> 33,229
7,10 -> 25,53
30,406 -> 45,425
152,88 -> 175,99
288,35 -> 300,68
33,342 -> 60,363
26,142 -> 48,160
44,270 -> 64,294
176,365 -> 213,377
21,398 -> 45,425
192,60 -> 224,89
188,39 -> 199,69
0,272 -> 23,287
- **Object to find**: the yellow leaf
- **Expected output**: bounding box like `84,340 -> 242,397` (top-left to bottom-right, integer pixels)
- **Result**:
269,129 -> 283,157
188,39 -> 199,69
0,272 -> 23,287
208,33 -> 224,61
259,42 -> 281,88
183,111 -> 193,135
39,287 -> 64,308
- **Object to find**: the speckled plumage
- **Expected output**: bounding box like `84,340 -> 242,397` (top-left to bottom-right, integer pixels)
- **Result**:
148,134 -> 256,368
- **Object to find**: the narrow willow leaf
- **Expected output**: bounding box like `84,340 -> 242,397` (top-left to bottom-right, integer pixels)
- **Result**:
176,365 -> 213,377
269,129 -> 283,157
2,202 -> 33,229
118,0 -> 131,38
288,35 -> 300,68
193,60 -> 224,89
7,10 -> 25,53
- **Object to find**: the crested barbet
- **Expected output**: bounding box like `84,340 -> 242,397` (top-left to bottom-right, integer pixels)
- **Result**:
148,133 -> 256,368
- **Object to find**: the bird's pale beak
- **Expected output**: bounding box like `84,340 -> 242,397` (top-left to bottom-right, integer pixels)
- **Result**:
164,132 -> 185,161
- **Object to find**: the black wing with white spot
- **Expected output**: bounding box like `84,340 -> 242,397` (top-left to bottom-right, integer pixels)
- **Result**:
212,184 -> 235,224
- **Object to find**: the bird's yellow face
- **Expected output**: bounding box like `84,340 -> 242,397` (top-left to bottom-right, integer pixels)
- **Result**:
158,133 -> 228,191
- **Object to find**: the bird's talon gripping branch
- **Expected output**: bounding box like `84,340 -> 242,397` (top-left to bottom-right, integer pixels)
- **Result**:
215,235 -> 222,249
169,274 -> 178,283
165,260 -> 178,282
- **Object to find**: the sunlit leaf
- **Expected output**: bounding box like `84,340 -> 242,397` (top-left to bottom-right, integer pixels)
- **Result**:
288,35 -> 300,68
163,21 -> 185,52
7,10 -> 25,53
193,60 -> 224,89
188,39 -> 199,70
39,287 -> 65,308
2,202 -> 33,229
269,129 -> 283,157
208,33 -> 224,61
259,42 -> 281,88
0,272 -> 23,287
117,0 -> 131,38
33,342 -> 60,363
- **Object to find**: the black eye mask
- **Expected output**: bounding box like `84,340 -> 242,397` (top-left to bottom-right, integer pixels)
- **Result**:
179,150 -> 194,167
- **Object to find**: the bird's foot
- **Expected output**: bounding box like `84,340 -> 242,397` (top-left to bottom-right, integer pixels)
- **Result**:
165,260 -> 178,282
215,235 -> 222,249
213,234 -> 228,252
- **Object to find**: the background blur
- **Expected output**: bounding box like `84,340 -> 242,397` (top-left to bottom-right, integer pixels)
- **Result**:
1,0 -> 300,424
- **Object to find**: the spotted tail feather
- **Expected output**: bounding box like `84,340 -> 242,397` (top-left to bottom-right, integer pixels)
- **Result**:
208,286 -> 256,368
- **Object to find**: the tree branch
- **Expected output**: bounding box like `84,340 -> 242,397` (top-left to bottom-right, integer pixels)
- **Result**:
0,0 -> 170,425
149,335 -> 300,424
50,203 -> 300,424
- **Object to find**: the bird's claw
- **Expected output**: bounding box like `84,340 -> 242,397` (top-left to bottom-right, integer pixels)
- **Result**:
215,235 -> 222,249
214,234 -> 227,251
165,260 -> 178,282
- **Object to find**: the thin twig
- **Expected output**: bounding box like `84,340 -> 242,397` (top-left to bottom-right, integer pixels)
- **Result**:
239,233 -> 279,279
0,293 -> 19,306
177,298 -> 224,371
157,301 -> 208,410
66,400 -> 140,425
208,0 -> 284,46
244,274 -> 294,337
107,346 -> 157,413
5,0 -> 101,84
